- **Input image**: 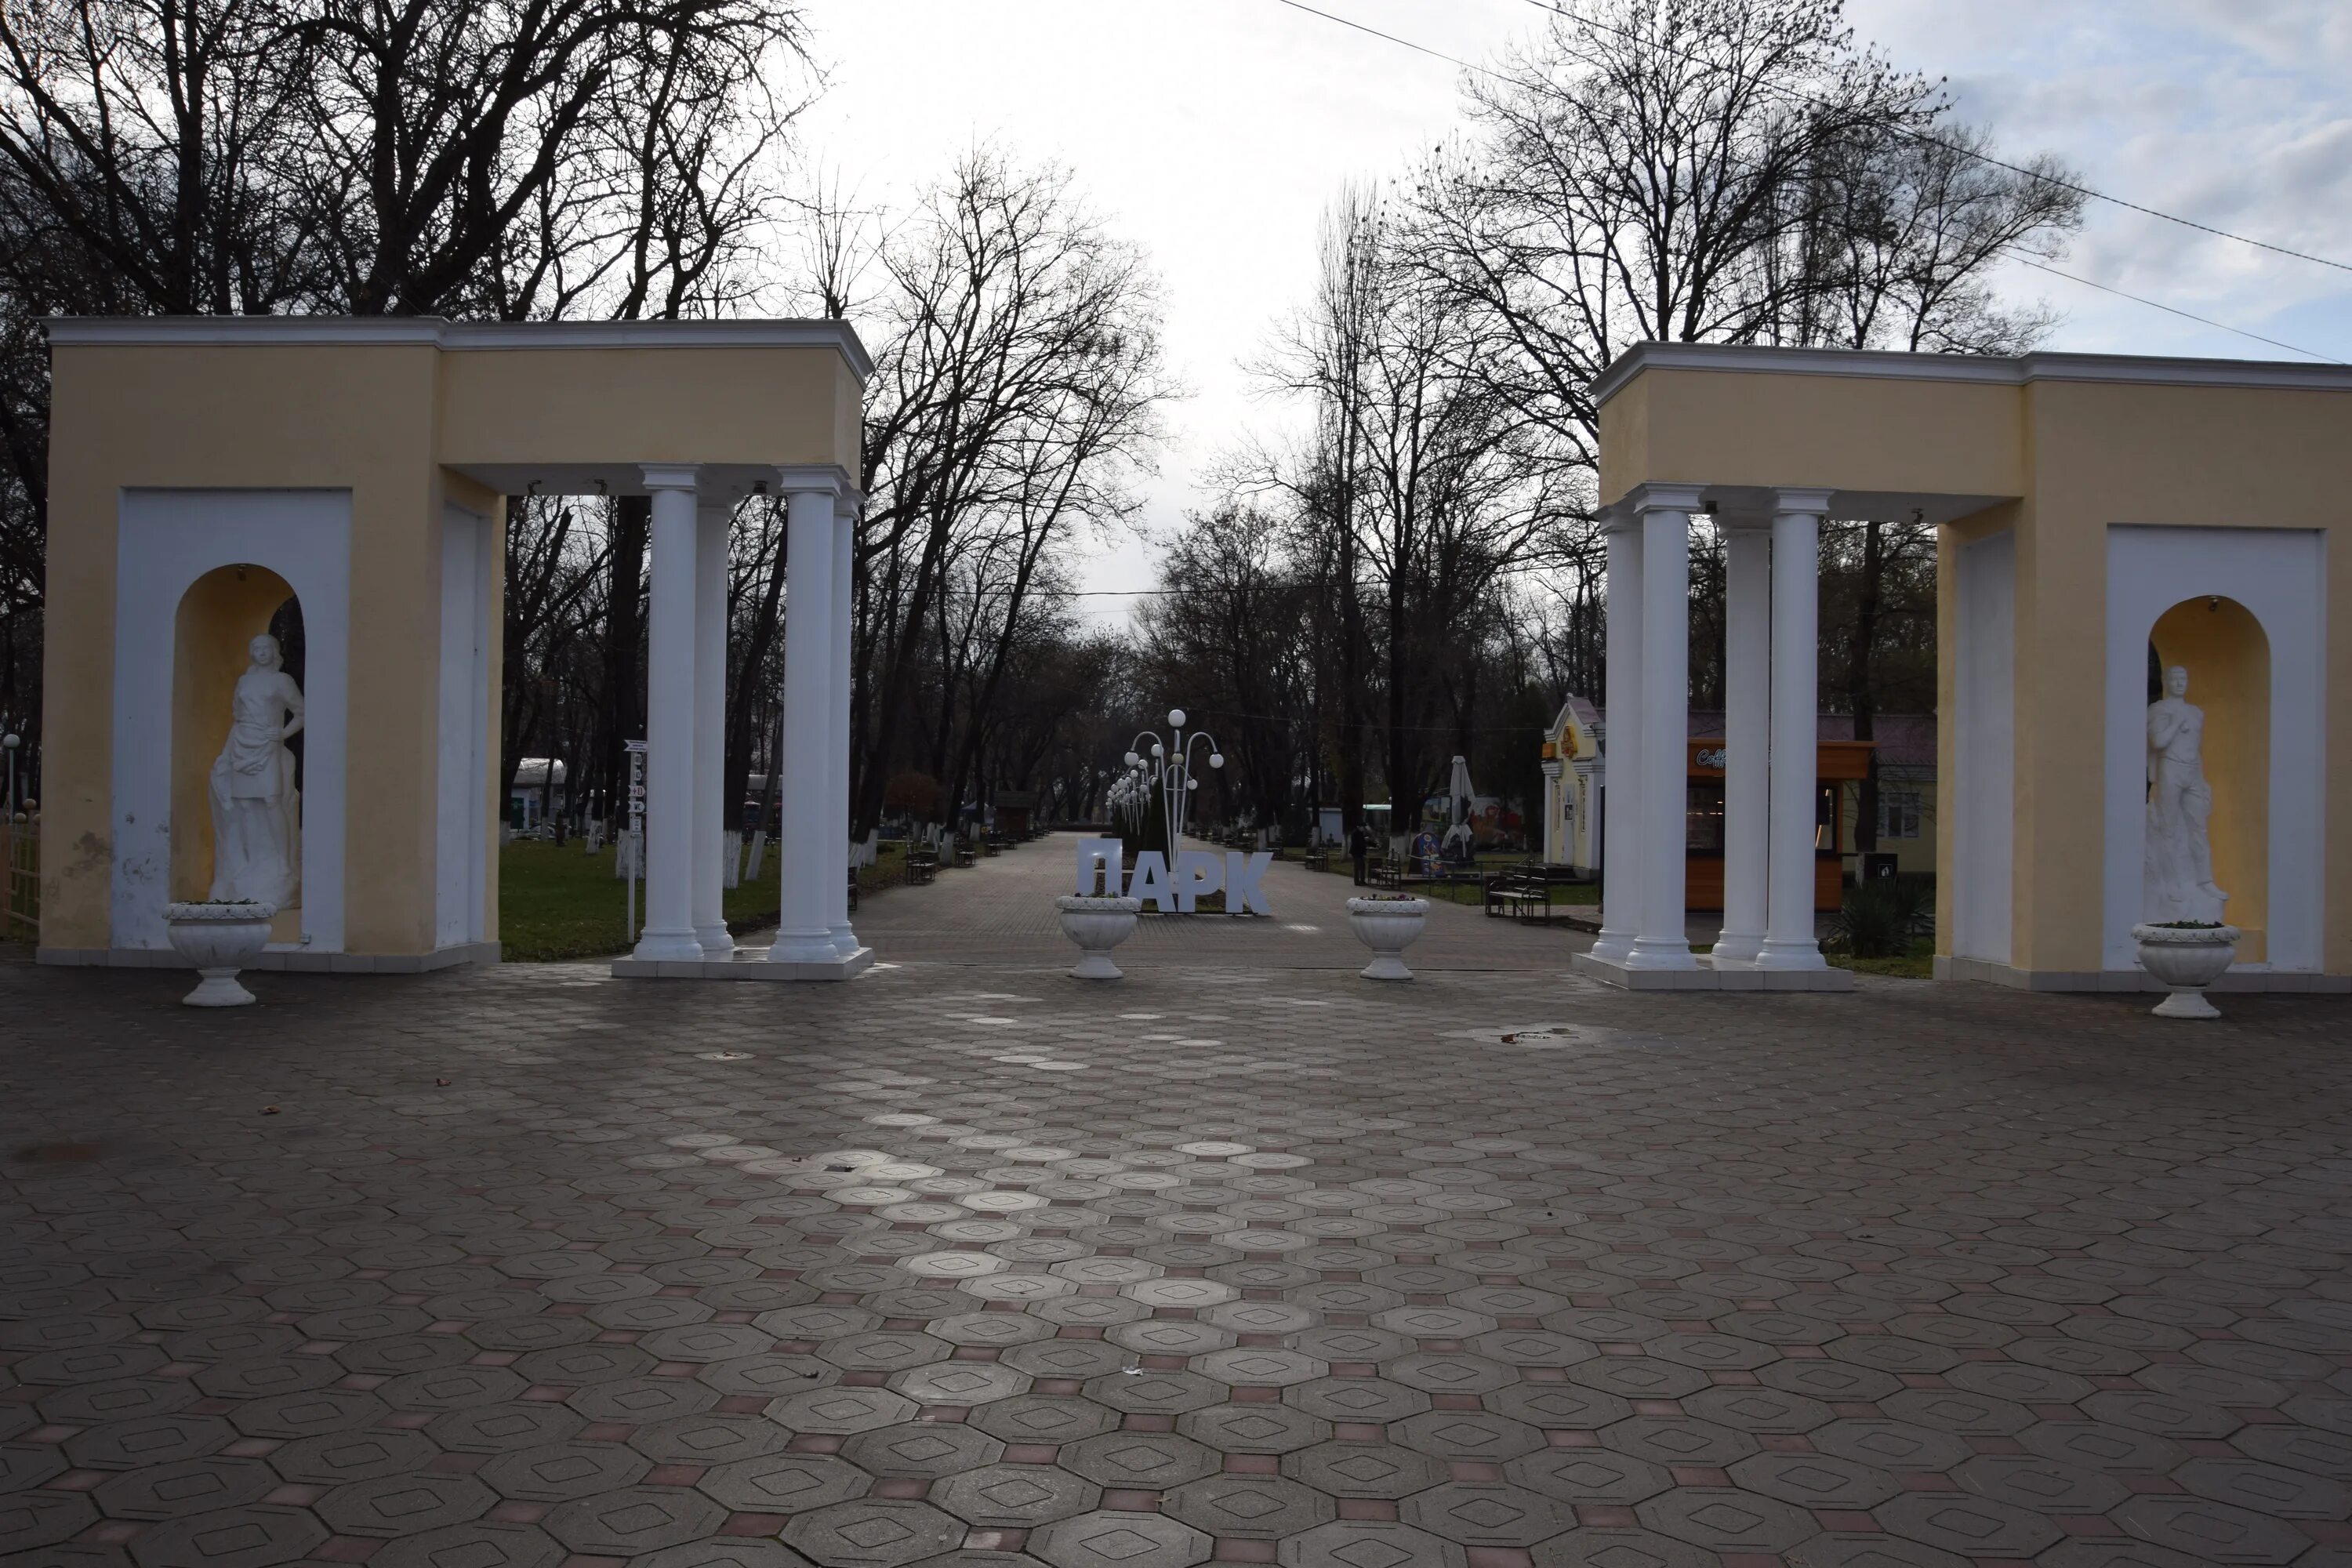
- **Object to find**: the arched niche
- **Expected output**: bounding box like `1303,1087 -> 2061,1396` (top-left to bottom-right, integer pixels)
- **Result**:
171,564 -> 305,944
2148,596 -> 2270,960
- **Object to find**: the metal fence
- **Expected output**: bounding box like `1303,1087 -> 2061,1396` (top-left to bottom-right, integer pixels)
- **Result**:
2,816 -> 35,939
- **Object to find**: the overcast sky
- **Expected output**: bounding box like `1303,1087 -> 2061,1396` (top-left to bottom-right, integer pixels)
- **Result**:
793,1 -> 2352,619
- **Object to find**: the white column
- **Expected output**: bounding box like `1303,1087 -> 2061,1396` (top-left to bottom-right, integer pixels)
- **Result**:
1540,760 -> 1563,864
1713,519 -> 1771,964
768,477 -> 841,964
1626,487 -> 1703,971
632,466 -> 705,963
1589,509 -> 1642,963
1760,489 -> 1833,970
691,496 -> 731,955
827,494 -> 862,956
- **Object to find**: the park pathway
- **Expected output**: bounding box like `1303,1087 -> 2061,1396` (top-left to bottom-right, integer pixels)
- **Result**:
840,833 -> 1595,972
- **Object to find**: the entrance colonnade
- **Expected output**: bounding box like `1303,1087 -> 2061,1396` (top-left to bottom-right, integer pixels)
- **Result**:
615,465 -> 868,978
1577,485 -> 1849,991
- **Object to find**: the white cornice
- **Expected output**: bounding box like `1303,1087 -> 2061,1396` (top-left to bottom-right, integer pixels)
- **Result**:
46,314 -> 875,380
1591,341 -> 2352,406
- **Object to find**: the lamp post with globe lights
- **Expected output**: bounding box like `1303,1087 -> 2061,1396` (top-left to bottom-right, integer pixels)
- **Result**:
1120,708 -> 1224,855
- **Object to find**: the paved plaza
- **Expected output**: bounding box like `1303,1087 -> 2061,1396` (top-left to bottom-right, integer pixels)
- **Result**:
5,840 -> 2350,1568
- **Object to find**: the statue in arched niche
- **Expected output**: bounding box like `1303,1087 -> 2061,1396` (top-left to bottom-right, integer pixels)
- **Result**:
208,633 -> 303,906
2143,663 -> 2227,924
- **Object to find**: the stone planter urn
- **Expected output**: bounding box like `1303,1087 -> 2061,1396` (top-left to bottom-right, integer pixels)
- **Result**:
1057,895 -> 1142,980
1348,895 -> 1428,982
2132,922 -> 2240,1019
164,901 -> 277,1007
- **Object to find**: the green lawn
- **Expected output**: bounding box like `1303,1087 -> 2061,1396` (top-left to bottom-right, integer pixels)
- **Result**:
499,838 -> 920,962
1835,940 -> 1936,980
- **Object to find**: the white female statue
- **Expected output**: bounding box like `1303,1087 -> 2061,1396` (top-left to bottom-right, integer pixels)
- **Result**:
2143,664 -> 2227,924
207,633 -> 303,906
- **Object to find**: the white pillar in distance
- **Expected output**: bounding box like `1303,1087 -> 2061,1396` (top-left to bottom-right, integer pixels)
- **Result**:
1589,506 -> 1642,964
1625,486 -> 1703,971
631,466 -> 706,964
768,473 -> 844,964
691,495 -> 731,956
827,492 -> 863,957
1760,488 -> 1834,971
1714,517 -> 1771,964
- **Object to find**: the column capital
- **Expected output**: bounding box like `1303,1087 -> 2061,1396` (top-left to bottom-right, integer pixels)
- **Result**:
1773,487 -> 1837,517
641,463 -> 701,493
1624,482 -> 1708,517
775,463 -> 857,499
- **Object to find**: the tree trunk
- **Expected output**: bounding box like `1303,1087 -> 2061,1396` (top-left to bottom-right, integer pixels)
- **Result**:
1849,517 -> 1885,853
598,496 -> 650,818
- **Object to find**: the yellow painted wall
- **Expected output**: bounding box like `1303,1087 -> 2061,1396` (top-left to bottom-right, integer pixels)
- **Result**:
2151,597 -> 2270,962
44,328 -> 862,956
1603,357 -> 2351,979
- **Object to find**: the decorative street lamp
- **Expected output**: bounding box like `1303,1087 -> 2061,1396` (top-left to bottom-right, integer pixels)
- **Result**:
2,732 -> 16,818
1120,708 -> 1223,854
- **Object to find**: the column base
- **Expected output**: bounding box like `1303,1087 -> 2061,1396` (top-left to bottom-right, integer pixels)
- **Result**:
767,929 -> 846,966
1710,931 -> 1764,964
1623,937 -> 1698,971
1588,924 -> 1636,964
630,927 -> 706,964
694,924 -> 733,957
1755,939 -> 1829,971
828,924 -> 860,957
612,945 -> 875,982
1574,949 -> 1854,992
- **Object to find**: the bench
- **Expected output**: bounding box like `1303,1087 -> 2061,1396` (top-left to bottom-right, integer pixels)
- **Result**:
1484,867 -> 1556,921
905,851 -> 938,886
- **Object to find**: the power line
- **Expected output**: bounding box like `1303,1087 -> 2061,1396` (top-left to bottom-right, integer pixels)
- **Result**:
1508,0 -> 2352,278
1271,0 -> 2345,362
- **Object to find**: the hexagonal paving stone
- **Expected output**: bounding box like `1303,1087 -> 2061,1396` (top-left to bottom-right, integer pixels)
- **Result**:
125,1503 -> 327,1568
932,1463 -> 1099,1527
1636,1487 -> 1818,1554
1811,1420 -> 1971,1473
41,1377 -> 201,1425
962,1394 -> 1116,1446
2233,1421 -> 2352,1479
1485,1383 -> 1633,1431
546,1485 -> 729,1555
426,1402 -> 585,1454
1564,1358 -> 1709,1400
86,1456 -> 274,1522
1283,1440 -> 1446,1500
890,1359 -> 1033,1406
1872,1493 -> 2063,1559
2174,1456 -> 2348,1518
1728,1452 -> 1900,1510
1283,1376 -> 1430,1422
1954,1454 -> 2129,1515
1682,1386 -> 1833,1435
1504,1447 -> 1672,1507
1163,1474 -> 1334,1540
1392,1410 -> 1544,1461
630,1542 -> 817,1568
1060,1431 -> 1221,1490
1401,1482 -> 1572,1548
1599,1416 -> 1758,1468
768,1385 -> 918,1435
1029,1509 -> 1212,1568
478,1441 -> 651,1501
1879,1388 -> 2033,1437
368,1521 -> 565,1568
1176,1403 -> 1330,1455
1191,1347 -> 1324,1388
637,1323 -> 776,1363
1106,1320 -> 1232,1358
630,1411 -> 794,1465
697,1453 -> 873,1514
842,1421 -> 1006,1479
65,1414 -> 238,1472
782,1499 -> 965,1568
318,1473 -> 497,1538
225,1389 -> 387,1440
1276,1519 -> 1465,1568
2019,1422 -> 2187,1474
1081,1368 -> 1225,1415
2,1491 -> 100,1552
2113,1494 -> 2314,1565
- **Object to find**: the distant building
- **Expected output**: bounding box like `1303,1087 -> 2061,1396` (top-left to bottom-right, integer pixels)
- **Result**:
1541,698 -> 1938,906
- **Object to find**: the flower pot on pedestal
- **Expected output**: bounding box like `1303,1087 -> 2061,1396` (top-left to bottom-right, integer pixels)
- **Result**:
164,902 -> 278,1007
1057,895 -> 1142,980
2132,922 -> 2240,1019
1348,896 -> 1428,982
